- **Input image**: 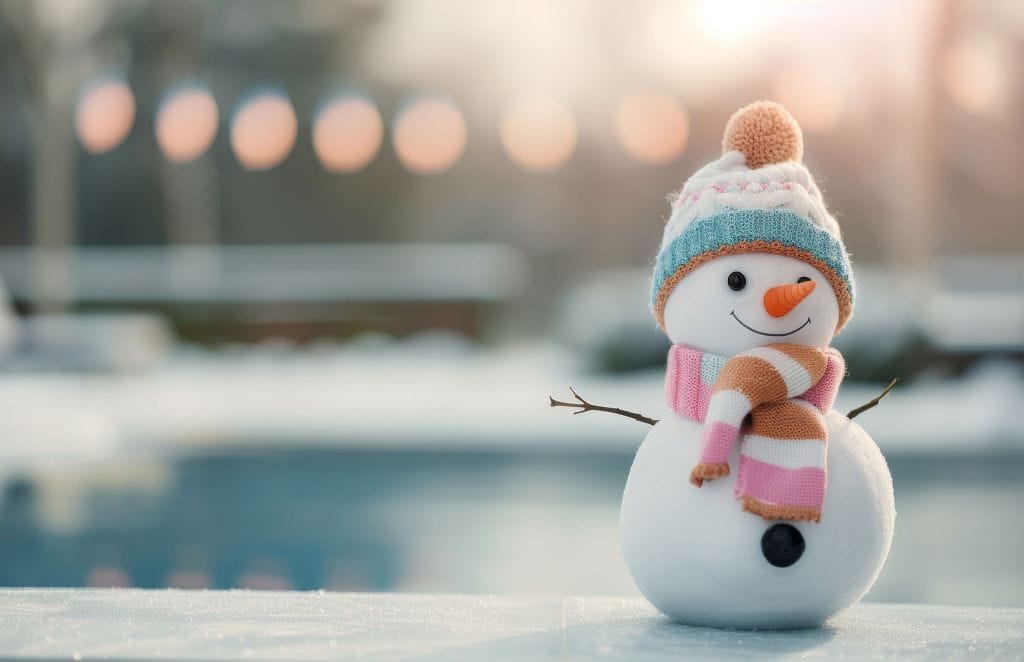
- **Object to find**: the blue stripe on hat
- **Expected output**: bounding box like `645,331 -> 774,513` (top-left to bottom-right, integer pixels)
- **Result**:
652,209 -> 855,306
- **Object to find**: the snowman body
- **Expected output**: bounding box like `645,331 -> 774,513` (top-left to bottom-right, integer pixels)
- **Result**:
616,100 -> 895,628
622,248 -> 897,628
620,409 -> 894,629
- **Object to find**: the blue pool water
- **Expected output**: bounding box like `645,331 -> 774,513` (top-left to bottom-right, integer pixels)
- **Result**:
1,445 -> 1021,606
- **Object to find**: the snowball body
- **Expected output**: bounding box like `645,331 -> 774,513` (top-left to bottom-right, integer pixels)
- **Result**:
620,410 -> 895,629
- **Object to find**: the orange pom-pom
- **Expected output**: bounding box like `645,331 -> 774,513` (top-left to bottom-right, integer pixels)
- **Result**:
722,101 -> 803,169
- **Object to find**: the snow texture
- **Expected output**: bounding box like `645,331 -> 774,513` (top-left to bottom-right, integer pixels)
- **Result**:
621,410 -> 895,629
0,589 -> 1020,660
0,338 -> 1020,484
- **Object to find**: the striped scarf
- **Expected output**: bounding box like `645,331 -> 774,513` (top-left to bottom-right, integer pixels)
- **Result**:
665,344 -> 845,523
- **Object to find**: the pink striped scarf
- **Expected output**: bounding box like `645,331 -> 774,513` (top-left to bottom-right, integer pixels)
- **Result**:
665,344 -> 845,522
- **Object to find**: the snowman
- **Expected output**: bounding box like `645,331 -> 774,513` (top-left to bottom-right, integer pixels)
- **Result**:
614,102 -> 895,629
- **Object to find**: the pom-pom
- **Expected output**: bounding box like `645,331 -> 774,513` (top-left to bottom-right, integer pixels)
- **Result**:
721,101 -> 803,169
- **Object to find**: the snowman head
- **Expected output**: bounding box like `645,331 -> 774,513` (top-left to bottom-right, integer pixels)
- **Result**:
662,252 -> 839,355
651,101 -> 855,354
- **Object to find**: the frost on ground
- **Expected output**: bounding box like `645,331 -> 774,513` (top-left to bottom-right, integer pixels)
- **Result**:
0,589 -> 1021,660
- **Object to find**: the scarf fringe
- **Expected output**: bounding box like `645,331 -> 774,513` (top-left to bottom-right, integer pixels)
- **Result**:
740,496 -> 821,523
689,462 -> 730,487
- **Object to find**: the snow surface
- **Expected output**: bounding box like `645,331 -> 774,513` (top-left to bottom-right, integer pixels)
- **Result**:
0,340 -> 1020,477
0,589 -> 1020,660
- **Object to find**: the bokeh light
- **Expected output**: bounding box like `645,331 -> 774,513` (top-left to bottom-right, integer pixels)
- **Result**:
75,77 -> 136,154
500,97 -> 577,173
230,88 -> 298,171
86,565 -> 132,588
614,93 -> 689,165
772,66 -> 843,134
943,38 -> 1007,116
312,94 -> 384,173
694,0 -> 774,44
165,569 -> 212,589
155,84 -> 219,163
392,96 -> 467,175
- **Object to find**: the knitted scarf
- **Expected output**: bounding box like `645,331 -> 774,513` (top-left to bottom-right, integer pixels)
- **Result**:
665,344 -> 845,523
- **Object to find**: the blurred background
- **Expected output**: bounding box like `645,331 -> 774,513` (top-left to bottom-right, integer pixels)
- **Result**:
0,0 -> 1021,606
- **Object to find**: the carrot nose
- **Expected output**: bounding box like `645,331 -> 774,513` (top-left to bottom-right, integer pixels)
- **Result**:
763,280 -> 816,317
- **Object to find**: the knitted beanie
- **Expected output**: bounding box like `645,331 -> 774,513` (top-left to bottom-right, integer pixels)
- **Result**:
651,101 -> 855,333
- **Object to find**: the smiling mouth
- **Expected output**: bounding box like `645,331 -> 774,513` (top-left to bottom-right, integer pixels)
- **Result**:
730,311 -> 811,337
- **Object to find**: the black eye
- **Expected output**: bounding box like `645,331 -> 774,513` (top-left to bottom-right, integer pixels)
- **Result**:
727,271 -> 746,291
797,276 -> 812,284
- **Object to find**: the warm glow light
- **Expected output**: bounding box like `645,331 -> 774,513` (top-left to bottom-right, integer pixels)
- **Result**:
165,569 -> 212,589
500,97 -> 577,173
312,94 -> 384,173
694,0 -> 774,43
392,97 -> 467,175
943,39 -> 1006,116
772,67 -> 843,134
614,93 -> 689,165
75,77 -> 136,154
230,89 -> 298,171
155,85 -> 219,163
86,565 -> 132,588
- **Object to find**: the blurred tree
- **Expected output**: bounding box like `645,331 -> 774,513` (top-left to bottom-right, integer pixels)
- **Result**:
0,0 -> 93,311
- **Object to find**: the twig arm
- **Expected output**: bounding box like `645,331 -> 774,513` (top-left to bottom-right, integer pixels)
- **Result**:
846,378 -> 899,420
550,376 -> 897,427
549,387 -> 658,426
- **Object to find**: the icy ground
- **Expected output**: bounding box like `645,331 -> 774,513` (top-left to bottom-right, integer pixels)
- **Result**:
0,589 -> 1021,660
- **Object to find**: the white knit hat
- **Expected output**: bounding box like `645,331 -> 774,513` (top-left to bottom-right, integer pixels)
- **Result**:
652,101 -> 855,332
